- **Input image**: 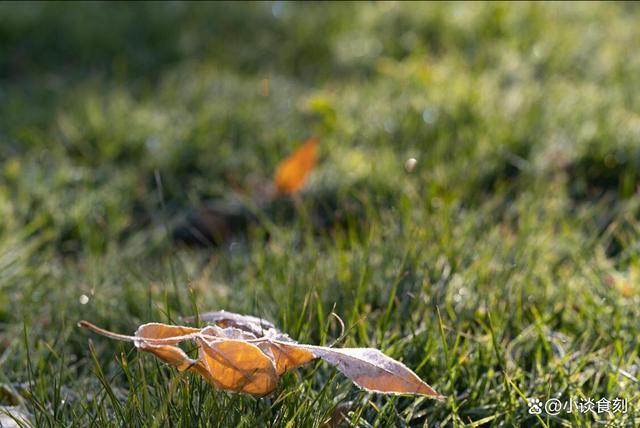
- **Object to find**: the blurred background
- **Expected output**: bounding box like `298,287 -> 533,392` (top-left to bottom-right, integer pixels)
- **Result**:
1,2 -> 640,425
2,1 -> 640,252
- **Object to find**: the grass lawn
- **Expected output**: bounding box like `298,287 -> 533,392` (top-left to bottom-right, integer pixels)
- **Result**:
1,2 -> 640,426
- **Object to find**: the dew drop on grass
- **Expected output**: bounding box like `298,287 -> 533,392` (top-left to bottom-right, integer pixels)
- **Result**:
422,107 -> 436,125
405,158 -> 417,173
79,294 -> 89,305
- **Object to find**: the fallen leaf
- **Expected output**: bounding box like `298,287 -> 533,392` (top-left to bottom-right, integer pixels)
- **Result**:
78,321 -> 198,373
135,323 -> 201,344
197,337 -> 278,396
274,138 -> 318,194
193,311 -> 295,343
260,341 -> 316,375
204,325 -> 263,343
78,311 -> 442,400
300,346 -> 443,398
192,311 -> 275,337
134,323 -> 200,371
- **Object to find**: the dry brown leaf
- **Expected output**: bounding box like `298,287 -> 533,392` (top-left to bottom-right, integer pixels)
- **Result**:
260,342 -> 316,375
201,325 -> 257,341
197,337 -> 278,396
299,346 -> 444,398
140,345 -> 195,371
134,323 -> 200,371
135,323 -> 201,343
192,311 -> 275,337
78,311 -> 442,400
274,137 -> 318,194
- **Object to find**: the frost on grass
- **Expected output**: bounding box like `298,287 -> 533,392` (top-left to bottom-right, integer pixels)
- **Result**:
78,311 -> 443,399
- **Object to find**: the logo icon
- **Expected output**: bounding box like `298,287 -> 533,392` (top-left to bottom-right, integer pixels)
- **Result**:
528,398 -> 543,415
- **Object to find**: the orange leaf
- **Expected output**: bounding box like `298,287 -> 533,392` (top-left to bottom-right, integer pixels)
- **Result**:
260,342 -> 316,375
135,323 -> 200,344
274,138 -> 318,194
196,337 -> 278,396
134,323 -> 200,371
301,346 -> 443,398
79,312 -> 443,400
194,311 -> 275,337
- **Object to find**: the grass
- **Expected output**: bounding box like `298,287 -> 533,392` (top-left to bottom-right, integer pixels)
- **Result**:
1,1 -> 640,426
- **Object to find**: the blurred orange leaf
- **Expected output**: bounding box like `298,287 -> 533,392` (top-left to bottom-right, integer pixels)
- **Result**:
274,137 -> 318,194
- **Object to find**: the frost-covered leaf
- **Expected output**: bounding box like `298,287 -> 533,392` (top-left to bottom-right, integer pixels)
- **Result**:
193,311 -> 275,337
201,325 -> 257,341
259,342 -> 316,375
79,311 -> 442,399
300,345 -> 443,398
134,323 -> 200,371
196,337 -> 278,396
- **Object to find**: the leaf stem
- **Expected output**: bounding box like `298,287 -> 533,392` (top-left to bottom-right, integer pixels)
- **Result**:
78,321 -> 137,342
